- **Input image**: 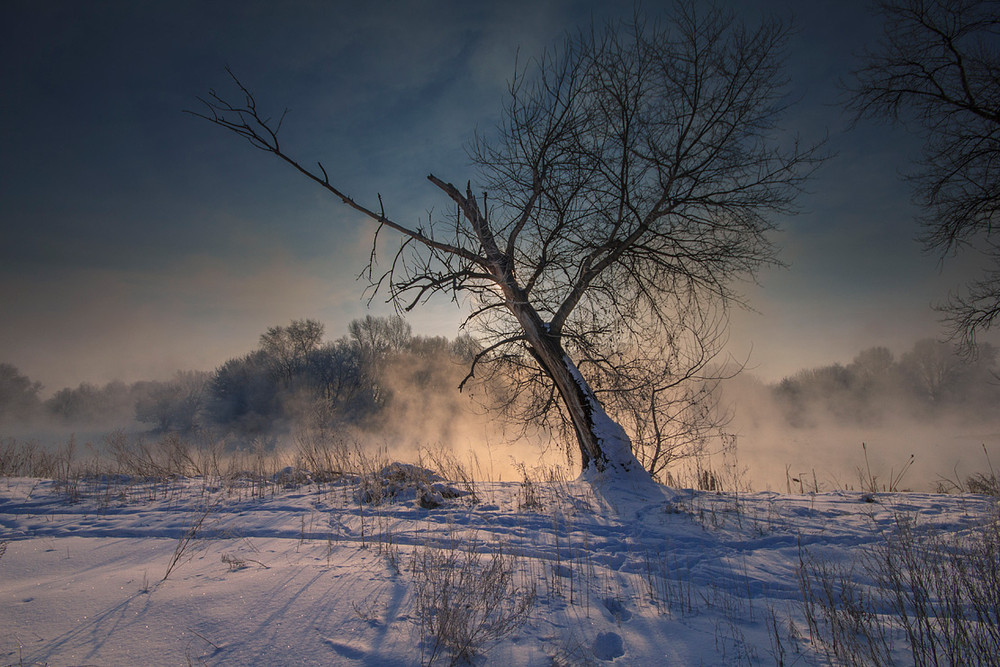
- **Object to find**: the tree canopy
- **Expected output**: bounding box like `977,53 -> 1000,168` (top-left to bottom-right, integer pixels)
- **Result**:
194,6 -> 822,479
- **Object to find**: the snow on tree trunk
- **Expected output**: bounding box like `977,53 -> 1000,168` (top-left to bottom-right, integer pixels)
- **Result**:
561,355 -> 651,483
508,297 -> 653,488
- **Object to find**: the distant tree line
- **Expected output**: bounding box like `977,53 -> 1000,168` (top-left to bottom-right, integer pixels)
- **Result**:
772,339 -> 1000,427
8,327 -> 992,464
0,362 -> 207,430
0,316 -> 479,437
204,316 -> 477,436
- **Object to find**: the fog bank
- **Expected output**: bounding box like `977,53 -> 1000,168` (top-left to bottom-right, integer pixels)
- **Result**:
723,341 -> 1000,492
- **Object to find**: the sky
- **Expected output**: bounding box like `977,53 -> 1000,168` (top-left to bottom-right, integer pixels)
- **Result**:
1,0 -> 990,394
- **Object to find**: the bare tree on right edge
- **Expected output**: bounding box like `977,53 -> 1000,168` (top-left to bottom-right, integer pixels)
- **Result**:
193,6 -> 823,483
848,0 -> 1000,353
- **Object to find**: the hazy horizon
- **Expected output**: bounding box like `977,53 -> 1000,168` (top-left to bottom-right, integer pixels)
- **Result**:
4,319 -> 999,493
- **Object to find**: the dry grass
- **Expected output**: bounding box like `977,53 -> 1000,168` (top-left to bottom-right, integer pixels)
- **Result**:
412,536 -> 536,666
797,507 -> 1000,666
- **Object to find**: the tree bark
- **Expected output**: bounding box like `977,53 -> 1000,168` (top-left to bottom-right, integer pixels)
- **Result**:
500,282 -> 644,478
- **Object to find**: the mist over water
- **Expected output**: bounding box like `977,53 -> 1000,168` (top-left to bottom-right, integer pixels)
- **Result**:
722,344 -> 1000,492
0,318 -> 569,483
731,399 -> 1000,493
3,324 -> 999,492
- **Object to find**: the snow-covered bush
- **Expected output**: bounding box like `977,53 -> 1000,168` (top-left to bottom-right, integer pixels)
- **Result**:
358,462 -> 468,509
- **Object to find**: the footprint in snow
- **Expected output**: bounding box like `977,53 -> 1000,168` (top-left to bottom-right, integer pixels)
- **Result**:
593,631 -> 625,661
602,597 -> 632,622
324,639 -> 366,660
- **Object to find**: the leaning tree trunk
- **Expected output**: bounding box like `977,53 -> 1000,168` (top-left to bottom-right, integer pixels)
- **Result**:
503,286 -> 649,481
436,178 -> 651,483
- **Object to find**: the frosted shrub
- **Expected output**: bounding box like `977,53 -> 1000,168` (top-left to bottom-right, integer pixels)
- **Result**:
359,462 -> 468,509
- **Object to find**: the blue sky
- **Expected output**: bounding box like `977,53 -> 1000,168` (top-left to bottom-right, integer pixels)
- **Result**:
0,0 -> 983,392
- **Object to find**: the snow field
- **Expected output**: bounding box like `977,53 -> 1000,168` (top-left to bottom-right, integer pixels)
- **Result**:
1,469 -> 997,665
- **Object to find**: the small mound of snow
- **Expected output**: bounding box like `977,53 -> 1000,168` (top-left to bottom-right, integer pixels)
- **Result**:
358,462 -> 469,508
273,466 -> 312,488
377,462 -> 444,484
551,563 -> 574,578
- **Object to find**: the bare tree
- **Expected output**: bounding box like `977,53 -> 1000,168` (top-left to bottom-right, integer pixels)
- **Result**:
259,319 -> 325,384
900,337 -> 963,402
847,0 -> 1000,352
192,6 -> 821,480
348,314 -> 413,409
348,314 -> 413,363
0,363 -> 43,424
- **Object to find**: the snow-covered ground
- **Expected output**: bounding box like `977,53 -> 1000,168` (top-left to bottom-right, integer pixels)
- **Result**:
1,468 -> 996,665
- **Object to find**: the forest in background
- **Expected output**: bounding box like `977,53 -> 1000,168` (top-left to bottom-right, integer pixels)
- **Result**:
0,317 -> 481,443
2,317 -> 999,488
768,340 -> 1000,427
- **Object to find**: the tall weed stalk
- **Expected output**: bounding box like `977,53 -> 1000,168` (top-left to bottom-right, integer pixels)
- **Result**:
413,537 -> 535,666
799,508 -> 1000,666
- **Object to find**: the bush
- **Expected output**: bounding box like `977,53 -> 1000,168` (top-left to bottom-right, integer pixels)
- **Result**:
358,463 -> 468,509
